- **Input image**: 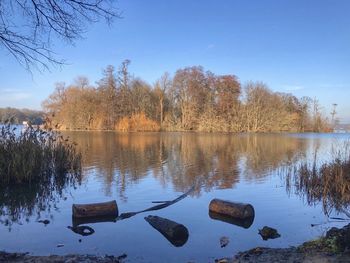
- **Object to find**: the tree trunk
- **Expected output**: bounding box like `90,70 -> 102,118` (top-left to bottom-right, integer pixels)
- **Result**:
72,200 -> 118,218
160,97 -> 163,127
209,199 -> 254,219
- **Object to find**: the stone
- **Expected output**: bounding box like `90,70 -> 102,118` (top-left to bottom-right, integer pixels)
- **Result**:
258,226 -> 281,240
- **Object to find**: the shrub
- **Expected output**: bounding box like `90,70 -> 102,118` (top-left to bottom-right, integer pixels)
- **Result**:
0,123 -> 82,185
115,112 -> 160,132
0,123 -> 81,227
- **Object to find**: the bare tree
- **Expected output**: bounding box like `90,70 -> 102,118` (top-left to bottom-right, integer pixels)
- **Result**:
74,76 -> 90,89
0,0 -> 120,70
154,72 -> 171,127
117,59 -> 132,117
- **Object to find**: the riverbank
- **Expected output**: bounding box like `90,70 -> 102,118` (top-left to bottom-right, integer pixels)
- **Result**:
218,223 -> 350,263
226,247 -> 350,263
2,224 -> 349,263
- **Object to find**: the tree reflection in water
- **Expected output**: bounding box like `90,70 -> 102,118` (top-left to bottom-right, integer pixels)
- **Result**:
0,172 -> 81,230
0,132 -> 311,228
67,132 -> 307,196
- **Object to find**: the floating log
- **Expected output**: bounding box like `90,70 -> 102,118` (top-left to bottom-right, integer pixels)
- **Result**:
209,211 -> 254,229
72,200 -> 118,218
145,215 -> 189,247
209,199 -> 254,219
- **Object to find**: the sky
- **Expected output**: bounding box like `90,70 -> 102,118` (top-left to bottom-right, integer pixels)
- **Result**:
1,0 -> 349,122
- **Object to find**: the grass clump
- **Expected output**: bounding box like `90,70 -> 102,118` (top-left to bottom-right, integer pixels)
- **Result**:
299,236 -> 340,253
0,122 -> 82,228
299,224 -> 350,253
0,122 -> 81,185
285,142 -> 350,215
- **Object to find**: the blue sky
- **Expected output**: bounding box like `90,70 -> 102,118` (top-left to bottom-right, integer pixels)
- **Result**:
1,0 -> 349,122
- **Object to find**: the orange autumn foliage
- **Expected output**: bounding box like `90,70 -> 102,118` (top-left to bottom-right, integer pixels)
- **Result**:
115,112 -> 160,132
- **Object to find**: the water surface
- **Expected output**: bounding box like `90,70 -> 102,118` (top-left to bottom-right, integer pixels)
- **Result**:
1,132 -> 349,262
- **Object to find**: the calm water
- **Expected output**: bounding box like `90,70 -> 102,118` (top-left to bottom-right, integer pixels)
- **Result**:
1,132 -> 350,262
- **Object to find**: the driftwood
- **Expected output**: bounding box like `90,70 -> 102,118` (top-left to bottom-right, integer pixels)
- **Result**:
118,185 -> 195,220
209,199 -> 254,219
209,211 -> 254,229
72,200 -> 118,218
145,215 -> 189,247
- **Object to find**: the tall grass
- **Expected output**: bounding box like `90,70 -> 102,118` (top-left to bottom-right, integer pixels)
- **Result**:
285,143 -> 350,215
0,122 -> 82,227
0,123 -> 81,185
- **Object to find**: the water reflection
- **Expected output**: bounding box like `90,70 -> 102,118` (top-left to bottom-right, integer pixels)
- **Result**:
0,173 -> 80,229
67,132 -> 307,196
0,132 -> 320,229
209,211 -> 255,229
285,150 -> 350,216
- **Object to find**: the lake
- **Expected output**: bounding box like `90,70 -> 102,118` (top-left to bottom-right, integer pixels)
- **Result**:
1,132 -> 349,262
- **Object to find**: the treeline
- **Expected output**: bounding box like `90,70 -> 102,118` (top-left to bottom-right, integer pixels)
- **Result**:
43,60 -> 330,132
0,107 -> 44,125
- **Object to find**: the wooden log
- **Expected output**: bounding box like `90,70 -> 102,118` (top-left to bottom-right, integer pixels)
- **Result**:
209,211 -> 254,229
144,215 -> 189,247
72,200 -> 118,218
209,199 -> 254,219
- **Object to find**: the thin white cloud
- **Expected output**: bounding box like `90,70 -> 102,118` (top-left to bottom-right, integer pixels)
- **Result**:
0,89 -> 32,103
282,85 -> 304,92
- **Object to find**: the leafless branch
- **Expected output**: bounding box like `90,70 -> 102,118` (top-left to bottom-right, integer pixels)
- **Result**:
0,0 -> 121,71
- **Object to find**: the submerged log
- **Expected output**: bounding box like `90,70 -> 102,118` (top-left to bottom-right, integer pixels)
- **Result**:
209,199 -> 254,219
209,211 -> 254,229
72,200 -> 118,218
145,215 -> 189,247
